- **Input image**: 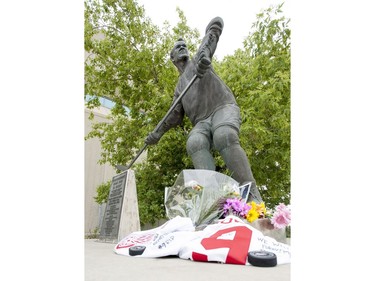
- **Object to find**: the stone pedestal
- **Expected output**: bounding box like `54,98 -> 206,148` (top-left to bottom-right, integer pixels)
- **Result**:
98,169 -> 140,243
250,218 -> 287,243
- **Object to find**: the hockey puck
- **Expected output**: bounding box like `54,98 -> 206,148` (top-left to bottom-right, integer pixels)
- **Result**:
129,245 -> 146,256
248,251 -> 277,267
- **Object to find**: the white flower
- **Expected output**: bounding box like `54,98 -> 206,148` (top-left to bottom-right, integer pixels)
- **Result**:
185,180 -> 199,188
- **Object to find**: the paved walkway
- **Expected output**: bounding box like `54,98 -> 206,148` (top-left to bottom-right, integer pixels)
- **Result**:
85,239 -> 291,281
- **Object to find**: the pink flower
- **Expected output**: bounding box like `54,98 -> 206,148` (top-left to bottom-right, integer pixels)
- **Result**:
270,203 -> 291,229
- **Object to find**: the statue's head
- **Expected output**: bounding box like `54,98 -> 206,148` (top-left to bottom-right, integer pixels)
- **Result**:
170,38 -> 189,65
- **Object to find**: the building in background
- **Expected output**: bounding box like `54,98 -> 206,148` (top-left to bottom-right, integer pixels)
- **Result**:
84,99 -> 116,237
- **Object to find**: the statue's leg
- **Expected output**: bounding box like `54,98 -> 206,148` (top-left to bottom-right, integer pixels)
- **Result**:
212,125 -> 251,182
213,125 -> 262,203
211,104 -> 263,203
186,127 -> 215,170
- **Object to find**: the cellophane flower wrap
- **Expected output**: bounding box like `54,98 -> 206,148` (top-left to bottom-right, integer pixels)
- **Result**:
164,170 -> 240,228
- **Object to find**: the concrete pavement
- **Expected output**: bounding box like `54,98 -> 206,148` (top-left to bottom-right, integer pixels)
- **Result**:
85,239 -> 291,281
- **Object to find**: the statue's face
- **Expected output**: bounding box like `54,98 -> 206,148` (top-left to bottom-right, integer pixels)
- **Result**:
171,41 -> 189,63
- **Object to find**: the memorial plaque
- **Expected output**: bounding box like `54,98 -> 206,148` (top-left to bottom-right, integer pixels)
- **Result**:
98,169 -> 140,243
99,171 -> 128,242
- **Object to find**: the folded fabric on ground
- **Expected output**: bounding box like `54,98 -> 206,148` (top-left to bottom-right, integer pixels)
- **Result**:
114,216 -> 197,258
114,215 -> 291,266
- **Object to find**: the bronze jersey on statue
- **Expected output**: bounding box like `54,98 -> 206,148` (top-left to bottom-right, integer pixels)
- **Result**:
174,60 -> 237,126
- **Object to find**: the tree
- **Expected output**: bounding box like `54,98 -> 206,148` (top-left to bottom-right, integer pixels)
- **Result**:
85,0 -> 290,224
85,0 -> 200,225
215,3 -> 291,207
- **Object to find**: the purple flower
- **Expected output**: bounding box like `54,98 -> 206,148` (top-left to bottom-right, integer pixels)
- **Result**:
223,198 -> 250,218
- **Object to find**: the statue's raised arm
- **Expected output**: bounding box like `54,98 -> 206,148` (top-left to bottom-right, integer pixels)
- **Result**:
195,17 -> 224,61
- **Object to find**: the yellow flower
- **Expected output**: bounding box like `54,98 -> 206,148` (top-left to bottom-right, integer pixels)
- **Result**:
251,201 -> 257,210
246,209 -> 259,223
257,202 -> 266,216
250,201 -> 267,218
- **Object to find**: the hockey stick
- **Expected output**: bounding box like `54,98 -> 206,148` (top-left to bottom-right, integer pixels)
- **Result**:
116,74 -> 198,171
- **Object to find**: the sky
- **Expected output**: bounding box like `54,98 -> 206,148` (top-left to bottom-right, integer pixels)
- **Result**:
136,0 -> 289,60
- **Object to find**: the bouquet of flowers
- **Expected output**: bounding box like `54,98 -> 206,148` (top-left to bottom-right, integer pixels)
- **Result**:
221,196 -> 291,229
165,170 -> 291,230
164,170 -> 240,227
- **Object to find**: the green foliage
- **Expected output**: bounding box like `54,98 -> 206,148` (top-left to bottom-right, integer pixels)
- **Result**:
94,180 -> 111,204
85,0 -> 290,224
85,226 -> 100,239
215,3 -> 290,208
